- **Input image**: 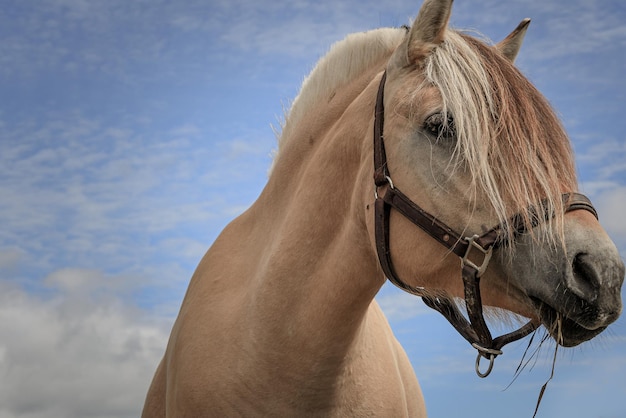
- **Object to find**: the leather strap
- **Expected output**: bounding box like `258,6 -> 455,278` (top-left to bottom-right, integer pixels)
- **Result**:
371,71 -> 599,376
564,193 -> 597,219
373,71 -> 390,187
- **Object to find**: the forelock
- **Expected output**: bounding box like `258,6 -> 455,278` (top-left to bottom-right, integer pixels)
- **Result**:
423,30 -> 577,247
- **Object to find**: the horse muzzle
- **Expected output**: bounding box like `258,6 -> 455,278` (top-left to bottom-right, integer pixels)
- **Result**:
525,238 -> 624,347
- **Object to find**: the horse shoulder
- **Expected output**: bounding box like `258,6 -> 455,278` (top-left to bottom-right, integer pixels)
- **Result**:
153,213 -> 265,414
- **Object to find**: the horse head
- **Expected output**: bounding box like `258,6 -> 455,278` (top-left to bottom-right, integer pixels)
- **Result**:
369,0 -> 624,350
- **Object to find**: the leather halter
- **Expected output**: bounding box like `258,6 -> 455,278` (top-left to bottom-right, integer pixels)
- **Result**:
372,71 -> 599,377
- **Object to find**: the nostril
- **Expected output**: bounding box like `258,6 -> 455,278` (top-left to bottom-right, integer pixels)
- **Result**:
570,253 -> 600,301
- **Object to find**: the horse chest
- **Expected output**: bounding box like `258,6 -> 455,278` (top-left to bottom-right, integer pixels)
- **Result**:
165,302 -> 425,417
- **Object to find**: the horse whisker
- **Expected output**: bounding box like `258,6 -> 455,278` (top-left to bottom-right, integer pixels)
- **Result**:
532,315 -> 562,418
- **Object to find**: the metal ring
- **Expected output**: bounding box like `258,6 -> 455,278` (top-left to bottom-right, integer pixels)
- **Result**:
475,351 -> 496,378
385,175 -> 394,189
374,175 -> 395,199
472,343 -> 502,378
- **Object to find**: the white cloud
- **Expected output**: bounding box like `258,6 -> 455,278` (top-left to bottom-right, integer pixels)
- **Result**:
185,0 -> 412,60
452,0 -> 626,51
376,286 -> 434,321
570,132 -> 626,252
0,247 -> 24,271
594,186 -> 626,250
0,272 -> 172,418
575,132 -> 626,163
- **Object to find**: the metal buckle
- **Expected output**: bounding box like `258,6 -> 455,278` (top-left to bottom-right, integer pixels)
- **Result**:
462,234 -> 493,277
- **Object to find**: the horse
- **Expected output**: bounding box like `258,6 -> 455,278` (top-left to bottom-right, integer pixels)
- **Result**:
142,0 -> 624,416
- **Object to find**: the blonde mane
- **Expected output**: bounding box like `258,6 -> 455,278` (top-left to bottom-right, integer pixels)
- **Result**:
421,30 -> 577,246
279,27 -> 406,144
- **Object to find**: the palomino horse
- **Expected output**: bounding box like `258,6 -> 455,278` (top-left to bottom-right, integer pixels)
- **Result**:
143,0 -> 624,416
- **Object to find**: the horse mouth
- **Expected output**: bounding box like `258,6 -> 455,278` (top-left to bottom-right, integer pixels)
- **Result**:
530,297 -> 607,347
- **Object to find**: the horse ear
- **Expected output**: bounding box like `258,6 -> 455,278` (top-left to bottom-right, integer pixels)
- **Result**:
496,19 -> 531,62
406,0 -> 453,63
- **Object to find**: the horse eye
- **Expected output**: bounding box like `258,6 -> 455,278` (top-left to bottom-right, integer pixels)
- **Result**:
423,112 -> 456,140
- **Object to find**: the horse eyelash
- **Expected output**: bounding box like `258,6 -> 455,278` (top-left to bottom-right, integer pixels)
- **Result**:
423,112 -> 456,140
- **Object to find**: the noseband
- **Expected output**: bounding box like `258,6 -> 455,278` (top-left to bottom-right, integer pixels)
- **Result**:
372,72 -> 598,377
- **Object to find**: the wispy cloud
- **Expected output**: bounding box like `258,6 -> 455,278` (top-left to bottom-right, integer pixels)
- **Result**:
592,186 -> 626,250
376,286 -> 434,321
0,110 -> 271,287
0,1 -> 624,417
576,136 -> 626,182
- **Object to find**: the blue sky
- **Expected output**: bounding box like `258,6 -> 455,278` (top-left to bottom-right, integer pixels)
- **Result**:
0,0 -> 624,417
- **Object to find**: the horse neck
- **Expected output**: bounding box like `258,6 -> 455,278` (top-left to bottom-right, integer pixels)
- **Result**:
240,66 -> 386,369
